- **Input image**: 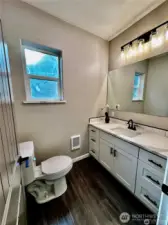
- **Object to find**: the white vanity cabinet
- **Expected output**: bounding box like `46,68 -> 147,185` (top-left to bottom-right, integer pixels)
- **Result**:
88,124 -> 166,213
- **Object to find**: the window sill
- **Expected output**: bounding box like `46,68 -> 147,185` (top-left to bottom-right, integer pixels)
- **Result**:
22,100 -> 67,104
132,100 -> 144,102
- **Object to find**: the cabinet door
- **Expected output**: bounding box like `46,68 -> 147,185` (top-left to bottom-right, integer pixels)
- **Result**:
113,146 -> 138,193
99,138 -> 114,173
89,139 -> 98,160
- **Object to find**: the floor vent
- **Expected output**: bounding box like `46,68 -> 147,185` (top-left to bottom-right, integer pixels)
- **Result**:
71,135 -> 80,151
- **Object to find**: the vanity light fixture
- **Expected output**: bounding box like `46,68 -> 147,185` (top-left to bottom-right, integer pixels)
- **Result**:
151,30 -> 164,48
120,20 -> 168,59
127,44 -> 134,58
138,39 -> 144,54
150,31 -> 158,48
166,24 -> 168,40
121,47 -> 125,59
143,41 -> 150,53
131,42 -> 137,57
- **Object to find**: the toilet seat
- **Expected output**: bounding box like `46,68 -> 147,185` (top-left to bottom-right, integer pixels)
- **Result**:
41,156 -> 73,180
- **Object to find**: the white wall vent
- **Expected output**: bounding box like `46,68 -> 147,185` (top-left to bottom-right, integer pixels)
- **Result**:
71,135 -> 80,151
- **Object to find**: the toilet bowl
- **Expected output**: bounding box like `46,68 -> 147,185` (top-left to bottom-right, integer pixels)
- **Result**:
19,141 -> 73,204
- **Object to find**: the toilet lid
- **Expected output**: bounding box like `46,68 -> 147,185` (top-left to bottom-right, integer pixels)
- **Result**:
41,156 -> 72,175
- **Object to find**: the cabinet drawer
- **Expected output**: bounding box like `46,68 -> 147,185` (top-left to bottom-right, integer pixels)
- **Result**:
136,160 -> 164,191
100,131 -> 116,144
89,126 -> 97,139
135,183 -> 160,213
136,160 -> 163,202
89,126 -> 100,160
89,139 -> 98,160
139,149 -> 166,173
135,160 -> 163,213
100,131 -> 139,158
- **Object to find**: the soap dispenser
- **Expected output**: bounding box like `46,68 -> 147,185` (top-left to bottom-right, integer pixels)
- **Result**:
105,112 -> 110,123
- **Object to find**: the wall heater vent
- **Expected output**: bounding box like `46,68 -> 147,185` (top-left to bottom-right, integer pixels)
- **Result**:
71,135 -> 80,151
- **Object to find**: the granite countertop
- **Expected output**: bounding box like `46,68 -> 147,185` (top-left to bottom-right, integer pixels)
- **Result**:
89,120 -> 168,159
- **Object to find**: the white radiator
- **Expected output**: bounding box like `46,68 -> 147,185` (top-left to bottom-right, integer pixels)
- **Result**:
71,135 -> 81,151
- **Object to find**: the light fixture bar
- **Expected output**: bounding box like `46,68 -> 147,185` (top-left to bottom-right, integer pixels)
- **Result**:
121,21 -> 168,50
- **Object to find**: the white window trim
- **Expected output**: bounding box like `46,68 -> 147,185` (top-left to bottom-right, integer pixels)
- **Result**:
20,40 -> 65,104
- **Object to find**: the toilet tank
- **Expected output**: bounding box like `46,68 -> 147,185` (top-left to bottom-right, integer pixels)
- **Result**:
19,141 -> 36,186
19,141 -> 35,158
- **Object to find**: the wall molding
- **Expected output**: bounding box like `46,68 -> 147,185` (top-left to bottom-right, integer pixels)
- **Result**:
72,153 -> 90,163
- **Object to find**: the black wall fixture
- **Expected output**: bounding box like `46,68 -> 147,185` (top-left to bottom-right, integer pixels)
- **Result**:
121,20 -> 168,50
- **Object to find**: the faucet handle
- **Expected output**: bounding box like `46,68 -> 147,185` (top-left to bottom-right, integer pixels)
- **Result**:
133,123 -> 139,130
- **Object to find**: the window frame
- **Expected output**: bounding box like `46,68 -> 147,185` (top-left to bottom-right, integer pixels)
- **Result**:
21,40 -> 64,103
132,72 -> 145,102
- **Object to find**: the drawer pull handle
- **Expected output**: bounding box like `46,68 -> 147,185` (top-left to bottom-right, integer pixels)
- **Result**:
146,175 -> 160,186
91,139 -> 96,142
148,159 -> 163,169
91,149 -> 95,154
110,148 -> 114,155
113,149 -> 117,157
144,194 -> 157,207
91,130 -> 96,133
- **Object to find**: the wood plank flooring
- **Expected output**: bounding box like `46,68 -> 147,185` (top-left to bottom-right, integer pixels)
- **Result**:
27,157 -> 156,225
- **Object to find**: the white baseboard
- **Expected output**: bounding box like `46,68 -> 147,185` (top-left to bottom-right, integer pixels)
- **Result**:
72,153 -> 90,163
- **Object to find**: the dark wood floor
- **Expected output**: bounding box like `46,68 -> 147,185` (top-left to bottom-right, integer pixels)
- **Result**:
27,157 -> 156,225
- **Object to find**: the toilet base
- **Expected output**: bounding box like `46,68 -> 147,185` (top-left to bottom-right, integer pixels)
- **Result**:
27,176 -> 67,204
46,176 -> 67,199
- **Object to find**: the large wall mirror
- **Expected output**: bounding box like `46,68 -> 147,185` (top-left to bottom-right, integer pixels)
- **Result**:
108,52 -> 168,117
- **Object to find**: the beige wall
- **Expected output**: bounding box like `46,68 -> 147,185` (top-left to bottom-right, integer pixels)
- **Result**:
109,1 -> 168,130
108,60 -> 148,113
0,0 -> 3,19
2,0 -> 108,163
144,54 -> 168,117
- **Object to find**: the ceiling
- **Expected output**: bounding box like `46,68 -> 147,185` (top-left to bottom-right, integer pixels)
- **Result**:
21,0 -> 166,40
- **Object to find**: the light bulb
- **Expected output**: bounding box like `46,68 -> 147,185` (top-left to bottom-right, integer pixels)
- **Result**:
144,42 -> 149,53
132,45 -> 137,56
138,40 -> 144,54
157,35 -> 164,46
151,31 -> 163,48
151,33 -> 157,47
166,27 -> 168,40
121,50 -> 125,60
128,45 -> 133,58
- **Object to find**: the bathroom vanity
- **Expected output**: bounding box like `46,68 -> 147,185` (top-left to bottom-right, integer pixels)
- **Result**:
89,119 -> 168,214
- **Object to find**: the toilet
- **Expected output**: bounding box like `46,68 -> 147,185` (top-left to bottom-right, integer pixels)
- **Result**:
19,141 -> 73,204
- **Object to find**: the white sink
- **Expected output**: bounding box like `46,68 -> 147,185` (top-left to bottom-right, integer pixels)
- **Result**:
99,123 -> 122,130
111,128 -> 142,138
108,124 -> 123,129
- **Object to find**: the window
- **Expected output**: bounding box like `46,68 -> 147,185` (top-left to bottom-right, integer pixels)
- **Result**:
132,72 -> 145,101
21,40 -> 64,102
